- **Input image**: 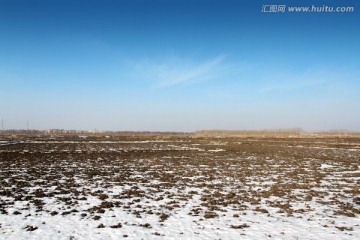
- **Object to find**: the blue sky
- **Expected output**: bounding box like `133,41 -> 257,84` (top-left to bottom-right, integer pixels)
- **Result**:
1,0 -> 359,131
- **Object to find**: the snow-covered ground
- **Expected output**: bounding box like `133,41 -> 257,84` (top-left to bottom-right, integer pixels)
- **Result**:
1,136 -> 359,239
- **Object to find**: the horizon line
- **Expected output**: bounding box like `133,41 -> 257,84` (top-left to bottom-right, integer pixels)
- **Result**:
0,128 -> 359,134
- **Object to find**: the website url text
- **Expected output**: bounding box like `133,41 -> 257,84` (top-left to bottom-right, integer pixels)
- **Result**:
261,5 -> 355,13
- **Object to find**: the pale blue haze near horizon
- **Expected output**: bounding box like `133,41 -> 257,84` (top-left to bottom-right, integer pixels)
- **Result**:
1,0 -> 359,131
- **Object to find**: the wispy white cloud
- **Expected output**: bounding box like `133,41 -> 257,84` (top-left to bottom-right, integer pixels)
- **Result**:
259,67 -> 360,94
126,55 -> 228,87
259,70 -> 327,93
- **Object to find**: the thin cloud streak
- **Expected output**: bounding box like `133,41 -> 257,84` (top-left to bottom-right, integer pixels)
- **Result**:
259,68 -> 360,94
127,55 -> 228,88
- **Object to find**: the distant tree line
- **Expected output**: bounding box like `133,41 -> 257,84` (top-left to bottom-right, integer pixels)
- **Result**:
0,128 -> 359,137
0,129 -> 191,137
194,129 -> 360,137
194,128 -> 304,137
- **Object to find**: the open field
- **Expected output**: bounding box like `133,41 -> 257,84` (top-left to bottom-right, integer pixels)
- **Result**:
1,135 -> 359,239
